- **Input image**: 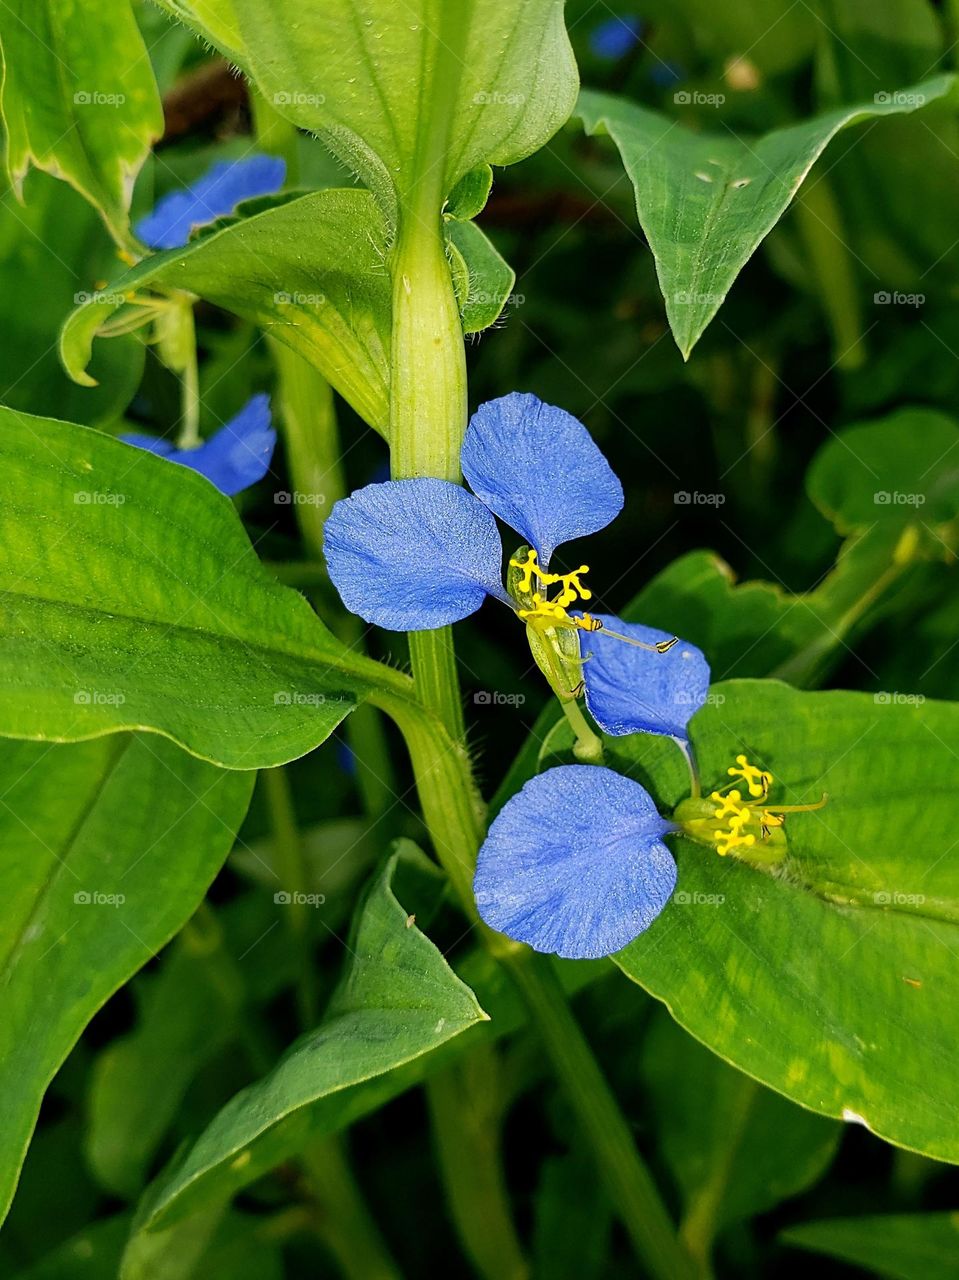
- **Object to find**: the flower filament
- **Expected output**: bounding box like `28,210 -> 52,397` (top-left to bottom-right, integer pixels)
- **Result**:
509,549 -> 678,651
674,755 -> 827,863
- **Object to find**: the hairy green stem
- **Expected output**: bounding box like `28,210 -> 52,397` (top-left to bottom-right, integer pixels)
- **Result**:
388,200 -> 468,745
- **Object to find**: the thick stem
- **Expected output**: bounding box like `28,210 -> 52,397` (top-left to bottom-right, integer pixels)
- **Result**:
388,204 -> 468,746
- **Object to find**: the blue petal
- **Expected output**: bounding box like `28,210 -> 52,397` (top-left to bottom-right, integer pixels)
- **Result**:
583,614 -> 710,741
136,155 -> 286,250
461,392 -> 623,566
474,764 -> 676,959
590,16 -> 644,60
121,394 -> 276,496
324,479 -> 509,631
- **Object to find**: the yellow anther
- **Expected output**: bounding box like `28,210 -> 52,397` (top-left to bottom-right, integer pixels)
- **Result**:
760,810 -> 784,829
715,829 -> 756,857
514,555 -> 594,626
710,789 -> 744,820
727,753 -> 773,799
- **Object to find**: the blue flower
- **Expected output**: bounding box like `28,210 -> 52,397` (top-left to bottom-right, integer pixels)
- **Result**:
324,391 -> 709,740
590,15 -> 645,61
135,155 -> 286,250
122,394 -> 276,496
474,765 -> 676,958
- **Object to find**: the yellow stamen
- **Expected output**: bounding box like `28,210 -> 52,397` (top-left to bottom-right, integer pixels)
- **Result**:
727,753 -> 773,799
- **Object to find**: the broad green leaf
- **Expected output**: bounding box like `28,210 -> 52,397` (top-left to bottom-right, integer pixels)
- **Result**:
0,404 -> 396,768
624,524 -> 918,687
612,680 -> 959,1162
155,0 -> 577,223
576,74 -> 956,358
0,0 -> 162,246
448,219 -> 517,334
61,190 -> 392,434
641,1009 -> 838,1254
781,1212 -> 959,1280
0,173 -> 143,425
140,847 -> 488,1231
0,734 -> 254,1226
807,407 -> 959,535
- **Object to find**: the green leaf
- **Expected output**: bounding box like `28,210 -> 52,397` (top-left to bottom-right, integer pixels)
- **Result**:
156,0 -> 577,223
807,407 -> 959,535
448,219 -> 516,334
0,734 -> 254,1226
781,1212 -> 959,1280
139,846 -> 488,1231
641,1009 -> 838,1253
61,189 -> 392,434
576,75 -> 956,358
0,172 -> 143,425
622,525 -> 917,688
0,404 -> 392,768
612,680 -> 959,1162
0,0 -> 162,246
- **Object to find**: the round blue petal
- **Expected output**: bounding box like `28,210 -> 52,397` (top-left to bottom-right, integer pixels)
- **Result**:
583,614 -> 710,741
461,392 -> 624,566
324,478 -> 508,631
474,764 -> 676,960
590,15 -> 644,61
120,394 -> 276,496
135,155 -> 286,250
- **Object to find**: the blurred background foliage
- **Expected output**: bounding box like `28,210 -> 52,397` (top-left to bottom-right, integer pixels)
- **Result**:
2,1 -> 959,1277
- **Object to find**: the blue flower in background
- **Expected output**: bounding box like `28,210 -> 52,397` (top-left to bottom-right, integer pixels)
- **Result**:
590,15 -> 645,61
135,155 -> 286,250
122,394 -> 276,496
474,765 -> 677,959
324,391 -> 709,740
